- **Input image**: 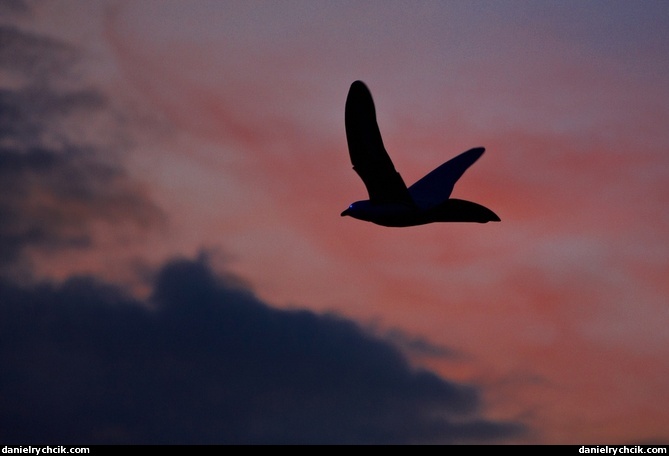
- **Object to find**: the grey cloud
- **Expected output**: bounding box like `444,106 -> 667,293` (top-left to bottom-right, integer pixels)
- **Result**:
0,256 -> 524,444
384,327 -> 466,360
0,0 -> 30,19
0,19 -> 164,274
0,146 -> 163,267
0,86 -> 107,149
0,25 -> 77,81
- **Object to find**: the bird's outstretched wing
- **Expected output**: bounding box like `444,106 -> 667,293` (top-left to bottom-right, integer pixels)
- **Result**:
408,147 -> 485,210
345,81 -> 412,205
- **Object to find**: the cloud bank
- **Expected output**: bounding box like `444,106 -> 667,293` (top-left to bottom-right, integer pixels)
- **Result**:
0,255 -> 523,444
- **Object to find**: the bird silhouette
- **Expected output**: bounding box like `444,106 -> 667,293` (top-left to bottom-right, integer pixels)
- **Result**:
341,80 -> 500,227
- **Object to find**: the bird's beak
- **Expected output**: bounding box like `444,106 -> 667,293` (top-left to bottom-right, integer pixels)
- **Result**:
341,208 -> 350,217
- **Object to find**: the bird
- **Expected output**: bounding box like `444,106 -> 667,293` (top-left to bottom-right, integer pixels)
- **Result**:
341,80 -> 500,227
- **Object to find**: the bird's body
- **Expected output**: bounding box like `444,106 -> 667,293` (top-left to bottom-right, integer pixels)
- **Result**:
343,198 -> 499,227
341,80 -> 500,226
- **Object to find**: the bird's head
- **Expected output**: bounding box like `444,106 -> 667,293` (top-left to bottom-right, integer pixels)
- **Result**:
340,200 -> 371,218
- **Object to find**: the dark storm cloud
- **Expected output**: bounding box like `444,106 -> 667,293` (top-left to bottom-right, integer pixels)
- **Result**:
0,256 -> 523,444
0,19 -> 164,272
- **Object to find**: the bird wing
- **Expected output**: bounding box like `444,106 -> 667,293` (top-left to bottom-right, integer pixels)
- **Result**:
408,147 -> 485,210
345,81 -> 412,205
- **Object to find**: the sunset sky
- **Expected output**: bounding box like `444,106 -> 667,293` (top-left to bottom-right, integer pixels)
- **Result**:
2,0 -> 669,444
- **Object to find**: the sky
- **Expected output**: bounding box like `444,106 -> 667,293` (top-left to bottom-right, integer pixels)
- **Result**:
1,0 -> 669,445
